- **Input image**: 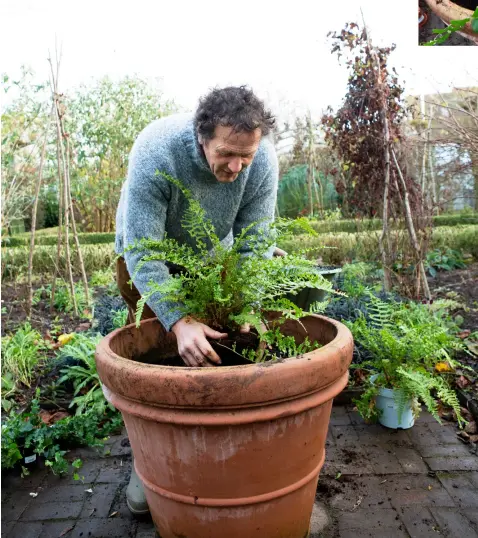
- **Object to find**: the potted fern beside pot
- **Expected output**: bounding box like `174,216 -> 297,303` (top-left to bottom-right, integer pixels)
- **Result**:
345,295 -> 468,429
95,172 -> 354,538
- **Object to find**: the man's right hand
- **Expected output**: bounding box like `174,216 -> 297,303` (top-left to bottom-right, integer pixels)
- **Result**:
171,316 -> 228,367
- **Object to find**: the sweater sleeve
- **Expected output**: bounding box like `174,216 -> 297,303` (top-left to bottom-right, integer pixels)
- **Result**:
233,141 -> 279,258
122,137 -> 186,331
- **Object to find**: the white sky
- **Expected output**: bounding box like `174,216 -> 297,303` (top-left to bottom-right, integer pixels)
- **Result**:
1,0 -> 477,128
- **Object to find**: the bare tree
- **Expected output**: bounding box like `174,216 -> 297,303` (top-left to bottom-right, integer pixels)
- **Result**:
47,46 -> 90,317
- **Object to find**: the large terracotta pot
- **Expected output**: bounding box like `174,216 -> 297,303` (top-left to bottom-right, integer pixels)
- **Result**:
95,314 -> 353,538
423,0 -> 478,44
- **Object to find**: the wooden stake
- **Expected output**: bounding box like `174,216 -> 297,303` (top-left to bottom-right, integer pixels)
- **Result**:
392,147 -> 431,299
59,107 -> 90,307
48,49 -> 77,316
27,108 -> 53,318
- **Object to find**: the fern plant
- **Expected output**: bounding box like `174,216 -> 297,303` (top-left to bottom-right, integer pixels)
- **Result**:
126,171 -> 343,362
347,293 -> 468,427
57,333 -> 110,415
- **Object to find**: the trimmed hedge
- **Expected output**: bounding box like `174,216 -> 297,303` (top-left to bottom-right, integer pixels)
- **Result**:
305,214 -> 478,235
2,225 -> 477,280
2,213 -> 476,248
278,225 -> 478,265
1,244 -> 117,281
2,232 -> 116,248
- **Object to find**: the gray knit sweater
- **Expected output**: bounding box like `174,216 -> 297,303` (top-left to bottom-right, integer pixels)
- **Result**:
115,112 -> 279,331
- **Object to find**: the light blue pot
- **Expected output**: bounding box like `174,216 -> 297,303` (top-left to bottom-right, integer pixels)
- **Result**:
370,375 -> 415,429
375,386 -> 415,429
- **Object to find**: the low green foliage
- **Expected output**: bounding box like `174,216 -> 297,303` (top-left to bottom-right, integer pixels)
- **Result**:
128,172 -> 340,361
394,247 -> 467,278
57,333 -> 109,415
1,323 -> 48,388
33,279 -> 89,315
346,294 -> 469,426
354,385 -> 381,423
1,392 -> 122,476
339,262 -> 384,297
89,269 -> 115,288
89,269 -> 119,297
112,308 -> 128,329
425,248 -> 466,277
1,373 -> 17,412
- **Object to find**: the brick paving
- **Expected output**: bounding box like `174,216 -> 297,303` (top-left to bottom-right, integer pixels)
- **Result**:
2,406 -> 477,537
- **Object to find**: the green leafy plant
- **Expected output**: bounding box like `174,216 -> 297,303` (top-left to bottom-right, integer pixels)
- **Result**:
1,391 -> 122,476
57,333 -> 109,415
1,373 -> 17,412
38,378 -> 69,408
423,7 -> 478,46
49,316 -> 64,339
347,294 -> 468,426
1,323 -> 47,388
32,279 -> 89,315
89,268 -> 119,296
112,308 -> 128,329
89,269 -> 115,287
127,172 -> 342,361
425,247 -> 466,277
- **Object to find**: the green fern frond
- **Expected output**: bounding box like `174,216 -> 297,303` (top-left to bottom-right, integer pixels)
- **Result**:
396,367 -> 465,426
366,293 -> 395,329
155,171 -> 220,254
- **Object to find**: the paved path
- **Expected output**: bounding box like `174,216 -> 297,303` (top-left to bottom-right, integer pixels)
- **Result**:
2,406 -> 478,537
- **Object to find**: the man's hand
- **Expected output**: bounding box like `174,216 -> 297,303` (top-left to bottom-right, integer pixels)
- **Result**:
273,247 -> 287,257
171,316 -> 227,367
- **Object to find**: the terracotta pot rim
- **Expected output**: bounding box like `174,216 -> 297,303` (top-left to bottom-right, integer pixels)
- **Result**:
98,313 -> 348,371
103,370 -> 349,423
95,314 -> 354,408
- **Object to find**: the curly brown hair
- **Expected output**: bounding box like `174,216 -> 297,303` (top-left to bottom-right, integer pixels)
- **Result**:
194,86 -> 276,141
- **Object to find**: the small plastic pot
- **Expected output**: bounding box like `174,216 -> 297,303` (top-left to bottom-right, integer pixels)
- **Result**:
370,375 -> 415,429
375,386 -> 415,429
419,8 -> 429,28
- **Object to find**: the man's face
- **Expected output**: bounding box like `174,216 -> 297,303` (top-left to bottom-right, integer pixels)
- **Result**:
199,125 -> 261,183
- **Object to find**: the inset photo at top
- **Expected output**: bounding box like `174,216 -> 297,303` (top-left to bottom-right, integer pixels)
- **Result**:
419,0 -> 478,45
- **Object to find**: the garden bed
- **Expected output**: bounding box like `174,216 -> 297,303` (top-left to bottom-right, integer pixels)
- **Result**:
1,274 -> 127,478
331,262 -> 478,442
2,255 -> 477,481
428,262 -> 478,425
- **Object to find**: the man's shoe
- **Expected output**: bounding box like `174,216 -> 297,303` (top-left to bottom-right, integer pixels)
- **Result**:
126,459 -> 150,516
